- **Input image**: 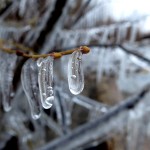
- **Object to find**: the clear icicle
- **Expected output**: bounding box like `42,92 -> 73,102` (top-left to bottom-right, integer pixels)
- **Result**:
1,53 -> 17,112
100,28 -> 109,44
130,25 -> 138,43
21,59 -> 41,119
0,51 -> 5,106
61,93 -> 74,126
19,0 -> 27,16
116,26 -> 122,44
68,51 -> 84,95
96,48 -> 106,83
38,56 -> 54,109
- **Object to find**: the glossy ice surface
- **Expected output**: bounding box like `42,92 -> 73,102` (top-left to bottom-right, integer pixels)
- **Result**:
21,59 -> 41,119
68,51 -> 84,95
37,56 -> 54,109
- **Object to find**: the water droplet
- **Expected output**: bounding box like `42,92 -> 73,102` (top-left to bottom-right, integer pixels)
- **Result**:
37,58 -> 43,67
45,96 -> 54,106
10,92 -> 15,98
43,93 -> 46,96
68,51 -> 84,95
71,75 -> 76,79
47,86 -> 52,90
49,90 -> 53,95
32,113 -> 41,120
101,107 -> 107,113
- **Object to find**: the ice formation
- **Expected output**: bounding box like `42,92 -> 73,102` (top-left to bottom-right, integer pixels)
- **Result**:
38,56 -> 54,109
68,51 -> 84,95
21,59 -> 41,119
0,53 -> 17,112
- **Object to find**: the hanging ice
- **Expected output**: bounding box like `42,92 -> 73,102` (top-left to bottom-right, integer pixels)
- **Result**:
38,56 -> 54,109
37,57 -> 43,67
21,59 -> 41,119
0,53 -> 17,112
68,51 -> 84,95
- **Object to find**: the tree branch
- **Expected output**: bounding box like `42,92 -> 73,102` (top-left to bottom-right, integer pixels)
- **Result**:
0,40 -> 90,59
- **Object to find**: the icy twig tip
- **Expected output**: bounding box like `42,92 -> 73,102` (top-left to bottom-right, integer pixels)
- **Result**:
80,46 -> 90,54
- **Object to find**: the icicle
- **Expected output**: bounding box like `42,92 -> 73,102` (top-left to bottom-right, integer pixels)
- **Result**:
96,48 -> 106,83
116,26 -> 122,44
118,24 -> 128,43
21,59 -> 41,119
130,24 -> 138,43
19,0 -> 27,17
38,56 -> 54,109
1,53 -> 17,112
62,94 -> 74,126
0,51 -> 4,106
68,50 -> 84,95
100,28 -> 109,44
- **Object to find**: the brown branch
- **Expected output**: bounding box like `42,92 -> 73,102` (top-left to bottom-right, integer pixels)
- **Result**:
60,43 -> 150,64
0,38 -> 36,54
0,42 -> 90,59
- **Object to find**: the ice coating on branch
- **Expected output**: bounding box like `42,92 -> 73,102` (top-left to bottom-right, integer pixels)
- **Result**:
0,53 -> 17,112
21,59 -> 41,119
38,56 -> 54,109
68,51 -> 84,95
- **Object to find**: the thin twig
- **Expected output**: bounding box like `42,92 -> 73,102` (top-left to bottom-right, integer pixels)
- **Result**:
61,43 -> 150,64
0,42 -> 90,59
0,38 -> 36,53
